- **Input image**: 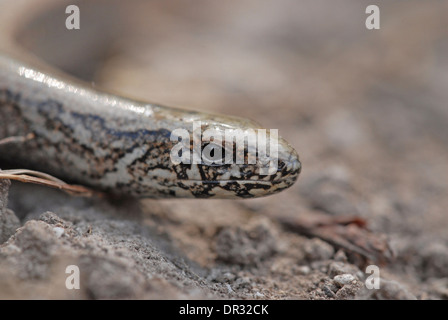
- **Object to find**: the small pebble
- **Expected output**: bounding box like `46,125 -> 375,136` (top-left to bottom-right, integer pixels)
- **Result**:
226,283 -> 234,293
53,227 -> 65,238
304,238 -> 334,261
334,250 -> 348,262
328,261 -> 363,279
234,277 -> 252,289
333,274 -> 356,287
296,265 -> 311,275
215,222 -> 277,265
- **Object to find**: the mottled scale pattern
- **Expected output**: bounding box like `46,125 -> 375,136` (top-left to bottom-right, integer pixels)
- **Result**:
0,1 -> 301,198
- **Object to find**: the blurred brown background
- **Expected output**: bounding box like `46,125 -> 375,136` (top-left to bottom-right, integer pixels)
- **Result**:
2,0 -> 448,299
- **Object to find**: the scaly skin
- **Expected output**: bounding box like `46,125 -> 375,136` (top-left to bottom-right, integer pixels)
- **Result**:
0,0 -> 301,198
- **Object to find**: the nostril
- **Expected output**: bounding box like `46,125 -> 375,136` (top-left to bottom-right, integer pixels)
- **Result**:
292,158 -> 302,174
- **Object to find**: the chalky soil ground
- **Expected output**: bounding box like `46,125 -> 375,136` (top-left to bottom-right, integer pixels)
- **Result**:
1,0 -> 448,299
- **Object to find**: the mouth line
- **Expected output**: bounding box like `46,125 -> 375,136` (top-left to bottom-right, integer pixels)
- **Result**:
178,179 -> 274,184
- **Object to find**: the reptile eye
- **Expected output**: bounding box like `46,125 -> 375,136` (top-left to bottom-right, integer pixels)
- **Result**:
201,143 -> 225,164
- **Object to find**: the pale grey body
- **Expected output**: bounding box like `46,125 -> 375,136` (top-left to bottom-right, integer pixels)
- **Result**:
0,0 -> 301,198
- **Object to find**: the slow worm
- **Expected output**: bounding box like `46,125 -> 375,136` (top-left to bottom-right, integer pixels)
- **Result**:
0,0 -> 301,198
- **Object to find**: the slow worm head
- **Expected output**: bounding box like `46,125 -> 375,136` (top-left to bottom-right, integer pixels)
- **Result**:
0,0 -> 301,199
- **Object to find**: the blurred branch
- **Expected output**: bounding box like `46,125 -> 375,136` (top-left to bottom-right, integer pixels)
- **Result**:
0,169 -> 96,197
0,133 -> 35,146
1,134 -> 97,197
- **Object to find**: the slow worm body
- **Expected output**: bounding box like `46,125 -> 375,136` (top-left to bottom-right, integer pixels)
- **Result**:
0,0 -> 301,198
